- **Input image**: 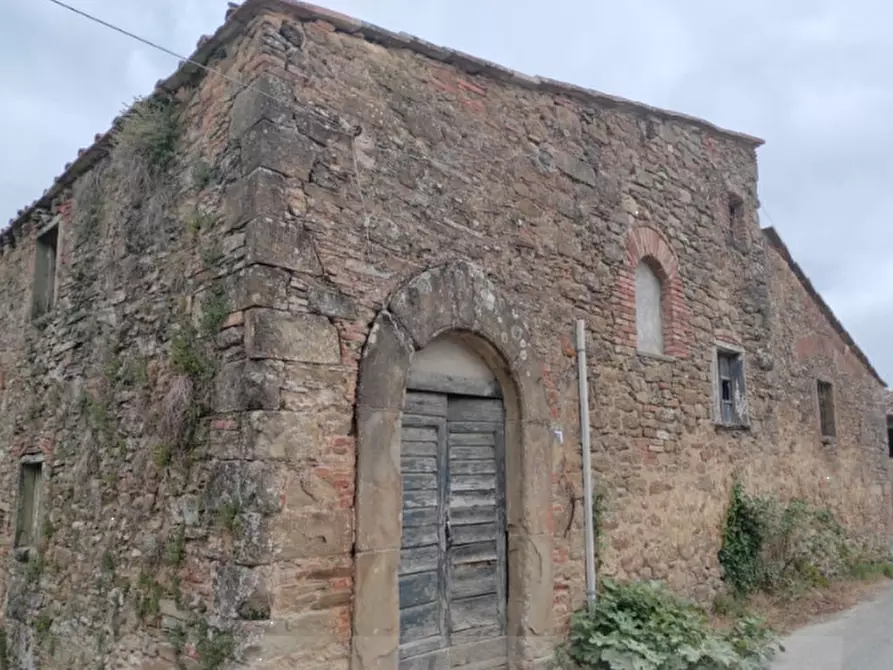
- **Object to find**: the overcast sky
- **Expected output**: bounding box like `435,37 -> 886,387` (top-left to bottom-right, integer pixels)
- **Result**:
3,0 -> 891,383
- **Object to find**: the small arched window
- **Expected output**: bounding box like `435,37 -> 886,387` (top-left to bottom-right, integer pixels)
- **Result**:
636,260 -> 664,354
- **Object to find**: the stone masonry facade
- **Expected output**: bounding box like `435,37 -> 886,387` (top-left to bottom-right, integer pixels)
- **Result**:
0,1 -> 890,668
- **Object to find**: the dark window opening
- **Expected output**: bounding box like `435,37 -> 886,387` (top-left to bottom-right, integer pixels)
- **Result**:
817,380 -> 836,438
15,461 -> 43,549
728,194 -> 744,229
32,225 -> 59,319
717,350 -> 747,426
887,425 -> 893,458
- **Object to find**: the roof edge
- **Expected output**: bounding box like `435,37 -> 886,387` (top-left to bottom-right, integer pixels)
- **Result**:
762,226 -> 886,388
1,0 -> 764,246
260,0 -> 765,147
0,7 -> 250,247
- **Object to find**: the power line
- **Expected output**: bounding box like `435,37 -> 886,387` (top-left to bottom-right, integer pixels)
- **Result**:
42,0 -> 547,253
44,0 -> 311,121
758,201 -> 780,230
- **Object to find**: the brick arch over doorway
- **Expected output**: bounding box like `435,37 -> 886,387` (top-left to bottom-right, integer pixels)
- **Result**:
351,260 -> 554,669
614,225 -> 692,358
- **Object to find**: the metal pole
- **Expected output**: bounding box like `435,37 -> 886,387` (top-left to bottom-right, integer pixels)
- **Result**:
576,319 -> 597,609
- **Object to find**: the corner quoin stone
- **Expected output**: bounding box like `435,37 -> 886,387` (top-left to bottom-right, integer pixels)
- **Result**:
229,72 -> 296,141
240,118 -> 319,181
224,168 -> 289,232
244,216 -> 322,275
245,308 -> 341,364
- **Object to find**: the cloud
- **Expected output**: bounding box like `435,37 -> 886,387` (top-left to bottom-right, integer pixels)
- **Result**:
3,0 -> 891,381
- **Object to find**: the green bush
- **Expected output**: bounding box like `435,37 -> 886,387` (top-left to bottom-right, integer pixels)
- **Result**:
718,481 -> 856,596
718,482 -> 769,596
562,580 -> 782,670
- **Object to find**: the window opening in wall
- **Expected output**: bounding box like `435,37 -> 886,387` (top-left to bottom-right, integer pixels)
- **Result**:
32,224 -> 59,319
728,194 -> 744,230
635,260 -> 664,355
816,380 -> 836,438
716,349 -> 747,426
887,422 -> 893,458
15,460 -> 43,550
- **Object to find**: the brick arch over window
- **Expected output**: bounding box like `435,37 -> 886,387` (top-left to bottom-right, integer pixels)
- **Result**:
351,259 -> 554,669
615,226 -> 691,358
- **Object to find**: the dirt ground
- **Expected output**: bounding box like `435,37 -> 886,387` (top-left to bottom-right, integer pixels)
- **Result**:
712,574 -> 893,635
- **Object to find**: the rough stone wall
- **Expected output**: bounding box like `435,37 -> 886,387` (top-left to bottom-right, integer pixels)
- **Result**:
0,3 -> 890,670
0,21 -> 292,669
758,236 -> 891,540
217,8 -> 892,667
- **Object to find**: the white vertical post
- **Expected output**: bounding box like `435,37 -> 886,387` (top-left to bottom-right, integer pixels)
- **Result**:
576,319 -> 597,608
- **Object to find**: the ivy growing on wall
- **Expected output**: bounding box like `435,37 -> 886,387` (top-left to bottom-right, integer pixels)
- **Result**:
717,478 -> 893,597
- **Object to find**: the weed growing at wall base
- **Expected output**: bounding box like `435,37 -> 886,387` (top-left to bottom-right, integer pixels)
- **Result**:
558,579 -> 782,670
717,479 -> 888,598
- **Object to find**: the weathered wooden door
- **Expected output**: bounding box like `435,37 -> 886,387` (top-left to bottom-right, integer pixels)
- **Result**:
399,389 -> 507,669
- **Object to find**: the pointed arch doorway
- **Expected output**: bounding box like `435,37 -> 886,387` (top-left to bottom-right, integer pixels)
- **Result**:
399,335 -> 508,668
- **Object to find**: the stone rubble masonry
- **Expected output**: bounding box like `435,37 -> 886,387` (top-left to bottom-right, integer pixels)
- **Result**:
0,1 -> 889,669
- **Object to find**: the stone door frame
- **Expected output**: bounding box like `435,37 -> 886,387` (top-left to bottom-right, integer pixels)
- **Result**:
351,260 -> 554,669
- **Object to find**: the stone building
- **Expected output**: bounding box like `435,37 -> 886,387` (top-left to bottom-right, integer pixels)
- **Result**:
0,1 -> 890,668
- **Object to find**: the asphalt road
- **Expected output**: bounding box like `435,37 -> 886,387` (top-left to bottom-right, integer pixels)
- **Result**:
771,583 -> 893,670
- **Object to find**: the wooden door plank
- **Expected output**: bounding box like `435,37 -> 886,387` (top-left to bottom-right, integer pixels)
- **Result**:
444,396 -> 507,666
493,422 -> 507,634
399,646 -> 450,670
451,563 -> 498,600
449,446 -> 495,461
404,391 -> 449,417
448,432 -> 496,446
450,474 -> 497,492
403,425 -> 440,442
403,524 -> 439,548
404,473 -> 439,490
400,601 -> 442,644
447,422 -> 500,435
448,636 -> 507,667
404,489 -> 439,509
402,456 -> 438,473
450,626 -> 505,648
450,541 -> 498,565
449,595 -> 499,632
450,523 -> 498,546
399,394 -> 450,661
447,398 -> 504,423
400,570 -> 440,609
450,460 -> 496,475
403,507 -> 439,528
449,506 -> 497,525
450,492 -> 498,510
401,545 -> 440,575
407,369 -> 502,399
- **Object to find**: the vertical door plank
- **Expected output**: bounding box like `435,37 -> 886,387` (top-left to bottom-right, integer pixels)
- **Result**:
399,392 -> 450,660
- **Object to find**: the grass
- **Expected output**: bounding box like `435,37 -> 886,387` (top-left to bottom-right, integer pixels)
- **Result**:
192,160 -> 215,191
112,96 -> 179,177
164,525 -> 186,567
712,562 -> 893,636
217,500 -> 244,537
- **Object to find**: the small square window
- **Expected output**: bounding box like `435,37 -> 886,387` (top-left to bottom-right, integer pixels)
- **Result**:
32,224 -> 59,319
817,380 -> 836,438
715,349 -> 748,426
15,460 -> 43,550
